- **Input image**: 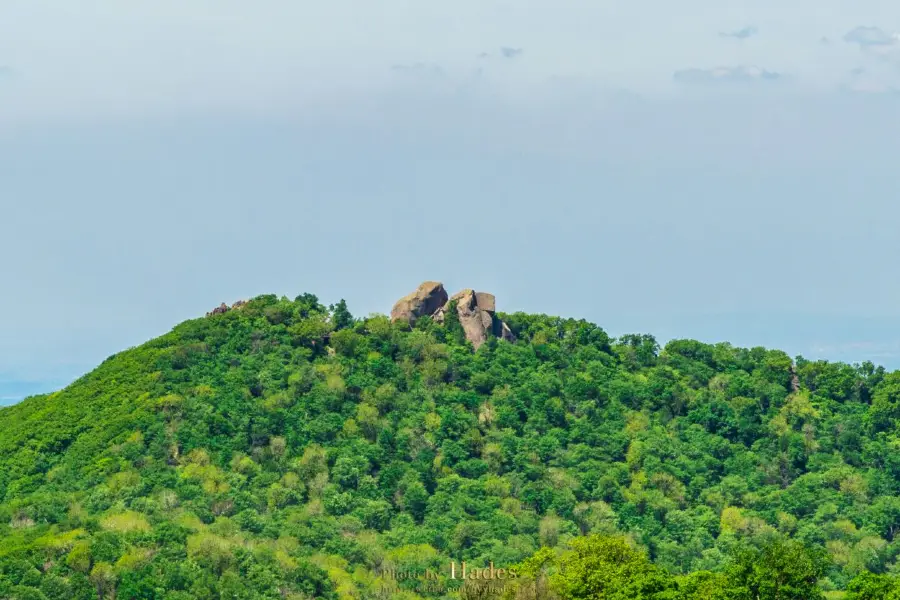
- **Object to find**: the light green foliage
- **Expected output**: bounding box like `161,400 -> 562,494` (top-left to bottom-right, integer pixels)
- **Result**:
100,510 -> 151,534
846,571 -> 900,599
551,535 -> 678,600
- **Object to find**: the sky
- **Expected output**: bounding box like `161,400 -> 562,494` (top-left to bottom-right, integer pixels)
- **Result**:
2,1 -> 900,403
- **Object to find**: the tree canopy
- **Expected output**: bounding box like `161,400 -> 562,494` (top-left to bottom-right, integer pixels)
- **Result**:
0,292 -> 898,599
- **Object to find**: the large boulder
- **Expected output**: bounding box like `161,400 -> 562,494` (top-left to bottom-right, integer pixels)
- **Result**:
499,320 -> 516,343
434,288 -> 516,350
390,281 -> 449,325
474,292 -> 496,313
451,289 -> 492,350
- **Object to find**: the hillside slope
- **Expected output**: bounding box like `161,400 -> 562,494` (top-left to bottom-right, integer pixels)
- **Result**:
1,291 -> 899,599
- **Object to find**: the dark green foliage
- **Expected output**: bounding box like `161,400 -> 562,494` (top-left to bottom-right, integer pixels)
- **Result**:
719,537 -> 827,600
1,293 -> 899,597
329,299 -> 354,331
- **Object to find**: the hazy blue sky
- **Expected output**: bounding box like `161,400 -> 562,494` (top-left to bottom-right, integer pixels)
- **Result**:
2,1 -> 900,403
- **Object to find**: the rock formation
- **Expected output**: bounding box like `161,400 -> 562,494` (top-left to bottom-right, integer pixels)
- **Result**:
790,364 -> 800,393
206,300 -> 249,317
390,281 -> 449,326
206,303 -> 230,317
474,292 -> 496,313
391,281 -> 516,350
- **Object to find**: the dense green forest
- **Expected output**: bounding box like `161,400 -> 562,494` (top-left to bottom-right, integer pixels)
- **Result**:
3,292 -> 900,599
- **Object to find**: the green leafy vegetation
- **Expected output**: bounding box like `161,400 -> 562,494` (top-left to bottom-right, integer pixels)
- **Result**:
2,292 -> 900,599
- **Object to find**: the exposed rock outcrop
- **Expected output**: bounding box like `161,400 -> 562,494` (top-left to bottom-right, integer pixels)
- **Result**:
206,303 -> 230,317
392,281 -> 516,350
434,289 -> 493,349
474,292 -> 496,313
390,281 -> 448,325
206,300 -> 249,317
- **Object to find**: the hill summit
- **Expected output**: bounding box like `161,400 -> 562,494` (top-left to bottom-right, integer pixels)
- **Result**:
0,288 -> 898,599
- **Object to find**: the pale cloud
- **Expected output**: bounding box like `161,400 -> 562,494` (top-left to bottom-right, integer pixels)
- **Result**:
1,1 -> 900,119
835,26 -> 900,91
720,26 -> 758,40
843,26 -> 899,47
478,48 -> 524,60
842,26 -> 900,68
673,65 -> 782,85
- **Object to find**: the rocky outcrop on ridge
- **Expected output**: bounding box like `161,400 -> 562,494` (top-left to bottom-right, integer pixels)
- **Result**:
205,300 -> 249,317
391,281 -> 516,350
389,281 -> 449,326
207,303 -> 230,317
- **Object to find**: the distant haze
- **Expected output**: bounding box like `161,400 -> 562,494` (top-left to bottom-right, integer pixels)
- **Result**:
2,1 -> 900,404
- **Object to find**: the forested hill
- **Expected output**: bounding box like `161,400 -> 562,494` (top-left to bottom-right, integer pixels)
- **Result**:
2,291 -> 900,600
